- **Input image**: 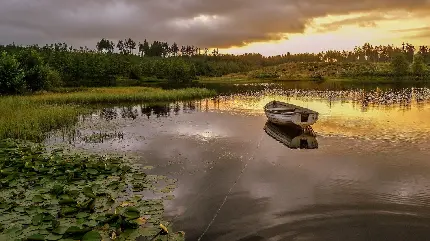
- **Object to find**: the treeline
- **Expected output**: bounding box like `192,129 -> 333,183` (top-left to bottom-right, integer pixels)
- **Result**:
1,39 -> 430,95
0,41 -> 286,94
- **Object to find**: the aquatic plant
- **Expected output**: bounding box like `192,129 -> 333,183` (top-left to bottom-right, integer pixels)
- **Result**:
0,139 -> 184,241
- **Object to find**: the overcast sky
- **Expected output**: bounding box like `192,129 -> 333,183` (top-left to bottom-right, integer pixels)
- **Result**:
0,0 -> 429,54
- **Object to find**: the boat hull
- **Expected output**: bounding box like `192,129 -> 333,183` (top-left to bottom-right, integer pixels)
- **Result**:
264,101 -> 319,126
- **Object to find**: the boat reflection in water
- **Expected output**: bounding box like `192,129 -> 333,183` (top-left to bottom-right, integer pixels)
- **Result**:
264,121 -> 318,149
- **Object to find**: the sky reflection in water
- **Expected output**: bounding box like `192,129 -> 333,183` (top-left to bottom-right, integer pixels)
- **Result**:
47,86 -> 430,241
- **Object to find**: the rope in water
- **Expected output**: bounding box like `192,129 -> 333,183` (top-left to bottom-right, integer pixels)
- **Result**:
153,130 -> 265,240
197,132 -> 265,241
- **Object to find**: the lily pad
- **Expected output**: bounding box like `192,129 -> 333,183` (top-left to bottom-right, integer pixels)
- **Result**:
76,212 -> 89,219
0,140 -> 184,240
123,207 -> 140,220
52,226 -> 69,235
32,214 -> 44,225
82,231 -> 102,241
83,187 -> 96,199
32,195 -> 44,203
26,233 -> 46,241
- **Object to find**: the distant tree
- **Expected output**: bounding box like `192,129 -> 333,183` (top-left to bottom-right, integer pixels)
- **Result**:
161,42 -> 170,57
390,53 -> 410,76
0,52 -> 26,94
412,54 -> 428,76
418,45 -> 430,63
117,40 -> 127,55
171,42 -> 179,56
138,42 -> 144,57
17,49 -> 48,91
96,38 -> 115,53
403,42 -> 415,62
148,41 -> 164,57
124,38 -> 136,54
138,39 -> 150,57
180,46 -> 187,56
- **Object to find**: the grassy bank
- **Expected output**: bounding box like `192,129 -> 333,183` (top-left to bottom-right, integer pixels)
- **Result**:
200,62 -> 430,84
0,98 -> 86,141
0,87 -> 216,141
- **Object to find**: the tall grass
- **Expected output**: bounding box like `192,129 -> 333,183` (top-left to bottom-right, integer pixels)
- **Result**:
0,97 -> 85,141
30,87 -> 215,104
0,87 -> 216,141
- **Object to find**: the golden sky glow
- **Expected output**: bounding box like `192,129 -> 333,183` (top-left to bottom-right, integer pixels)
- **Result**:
221,10 -> 430,55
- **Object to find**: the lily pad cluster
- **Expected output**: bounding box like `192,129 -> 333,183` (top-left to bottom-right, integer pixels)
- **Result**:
0,139 -> 184,241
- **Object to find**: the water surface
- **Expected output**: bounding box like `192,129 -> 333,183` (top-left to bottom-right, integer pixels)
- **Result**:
47,84 -> 430,241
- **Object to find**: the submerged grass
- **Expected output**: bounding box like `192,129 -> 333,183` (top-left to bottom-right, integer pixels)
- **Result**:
0,139 -> 184,241
0,87 -> 216,141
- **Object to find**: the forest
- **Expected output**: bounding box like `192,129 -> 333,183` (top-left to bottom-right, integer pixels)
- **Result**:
1,38 -> 430,94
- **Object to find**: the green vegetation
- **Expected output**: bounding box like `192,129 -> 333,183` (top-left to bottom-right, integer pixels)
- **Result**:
240,53 -> 430,83
0,86 -> 214,239
0,97 -> 85,141
412,54 -> 428,77
0,139 -> 184,241
245,62 -> 391,81
0,42 -> 293,94
2,41 -> 429,95
390,54 -> 410,76
0,87 -> 215,141
29,87 -> 215,105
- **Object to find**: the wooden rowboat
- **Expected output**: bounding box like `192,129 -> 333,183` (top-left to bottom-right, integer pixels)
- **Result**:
264,101 -> 319,126
264,122 -> 318,149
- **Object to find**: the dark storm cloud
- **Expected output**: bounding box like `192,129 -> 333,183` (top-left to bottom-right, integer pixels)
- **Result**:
0,0 -> 429,48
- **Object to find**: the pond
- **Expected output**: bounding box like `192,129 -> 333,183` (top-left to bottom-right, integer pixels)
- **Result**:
46,83 -> 430,241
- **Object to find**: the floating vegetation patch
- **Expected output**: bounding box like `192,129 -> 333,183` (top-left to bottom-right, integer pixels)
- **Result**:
0,139 -> 184,241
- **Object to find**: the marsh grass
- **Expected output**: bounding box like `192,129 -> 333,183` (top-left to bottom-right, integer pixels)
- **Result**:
0,97 -> 85,141
0,87 -> 216,141
30,87 -> 216,104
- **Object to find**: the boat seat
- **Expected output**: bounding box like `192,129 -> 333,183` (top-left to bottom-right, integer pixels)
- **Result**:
269,108 -> 297,111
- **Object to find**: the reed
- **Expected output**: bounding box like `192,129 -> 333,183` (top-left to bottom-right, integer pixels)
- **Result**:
0,97 -> 85,141
0,87 -> 216,141
30,87 -> 215,104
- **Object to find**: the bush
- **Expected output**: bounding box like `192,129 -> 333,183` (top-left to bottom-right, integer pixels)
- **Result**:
165,59 -> 197,83
412,54 -> 428,76
44,66 -> 63,90
128,64 -> 142,80
0,52 -> 26,94
390,53 -> 409,76
17,49 -> 48,91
